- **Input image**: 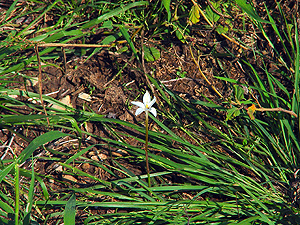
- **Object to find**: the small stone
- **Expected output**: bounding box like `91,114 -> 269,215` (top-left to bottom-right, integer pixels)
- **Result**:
98,153 -> 107,160
91,155 -> 99,161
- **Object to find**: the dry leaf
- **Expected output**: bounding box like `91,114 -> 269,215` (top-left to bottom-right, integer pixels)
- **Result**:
247,104 -> 256,120
78,92 -> 92,102
52,95 -> 73,110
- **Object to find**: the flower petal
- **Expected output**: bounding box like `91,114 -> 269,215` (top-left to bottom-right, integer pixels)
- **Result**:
148,96 -> 156,108
149,107 -> 157,117
143,91 -> 151,104
135,108 -> 145,116
131,101 -> 144,109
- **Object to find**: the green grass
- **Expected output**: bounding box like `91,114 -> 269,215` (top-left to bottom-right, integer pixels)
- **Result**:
1,0 -> 300,224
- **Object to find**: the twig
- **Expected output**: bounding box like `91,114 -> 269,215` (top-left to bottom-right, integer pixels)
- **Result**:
0,130 -> 16,160
140,29 -> 155,95
125,80 -> 135,87
189,44 -> 223,98
148,77 -> 204,88
206,0 -> 232,18
35,45 -> 50,126
256,107 -> 297,118
62,47 -> 67,74
0,145 -> 14,160
160,77 -> 204,84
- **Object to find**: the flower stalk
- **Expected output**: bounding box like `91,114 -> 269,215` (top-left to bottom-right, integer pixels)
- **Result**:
131,90 -> 157,187
15,163 -> 20,225
145,111 -> 150,187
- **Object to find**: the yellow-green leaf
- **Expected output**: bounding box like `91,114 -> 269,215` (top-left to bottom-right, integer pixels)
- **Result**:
226,107 -> 241,121
247,104 -> 256,120
189,4 -> 201,25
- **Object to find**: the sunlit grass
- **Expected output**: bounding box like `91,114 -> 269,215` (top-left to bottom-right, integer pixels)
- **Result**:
1,0 -> 300,224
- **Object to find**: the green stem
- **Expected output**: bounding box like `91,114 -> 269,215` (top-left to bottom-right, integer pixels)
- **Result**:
145,111 -> 151,187
15,163 -> 19,225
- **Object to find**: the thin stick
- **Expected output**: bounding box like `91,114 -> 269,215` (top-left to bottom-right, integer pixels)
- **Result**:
145,111 -> 151,187
62,47 -> 67,74
15,163 -> 20,225
256,107 -> 297,118
206,0 -> 232,18
35,45 -> 50,126
189,44 -> 223,98
141,29 -> 155,95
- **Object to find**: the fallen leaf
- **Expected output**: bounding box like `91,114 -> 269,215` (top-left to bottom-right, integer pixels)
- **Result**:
52,95 -> 73,110
63,175 -> 78,182
247,104 -> 256,120
78,92 -> 92,102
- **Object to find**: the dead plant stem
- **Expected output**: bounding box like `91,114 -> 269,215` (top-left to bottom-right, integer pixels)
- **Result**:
35,45 -> 50,126
189,44 -> 223,98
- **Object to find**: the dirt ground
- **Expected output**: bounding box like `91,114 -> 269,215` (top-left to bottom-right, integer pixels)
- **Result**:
1,32 -> 245,222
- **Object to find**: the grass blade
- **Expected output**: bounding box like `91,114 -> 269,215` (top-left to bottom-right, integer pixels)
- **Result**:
64,194 -> 76,225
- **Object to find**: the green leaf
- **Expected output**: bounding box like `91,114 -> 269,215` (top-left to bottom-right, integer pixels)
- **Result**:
235,0 -> 273,24
0,200 -> 14,214
0,162 -> 16,183
36,176 -> 50,200
172,21 -> 189,43
215,76 -> 241,83
102,20 -> 113,29
190,99 -> 226,110
5,0 -> 19,21
143,46 -> 160,62
65,145 -> 95,164
189,4 -> 201,24
205,3 -> 220,23
215,25 -> 229,34
82,1 -> 148,29
23,161 -> 35,225
234,85 -> 245,101
18,131 -> 69,164
119,25 -> 139,61
226,107 -> 241,121
64,194 -> 76,225
162,0 -> 171,22
29,34 -> 49,42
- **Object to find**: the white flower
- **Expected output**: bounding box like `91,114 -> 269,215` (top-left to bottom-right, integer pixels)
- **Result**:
131,91 -> 157,117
